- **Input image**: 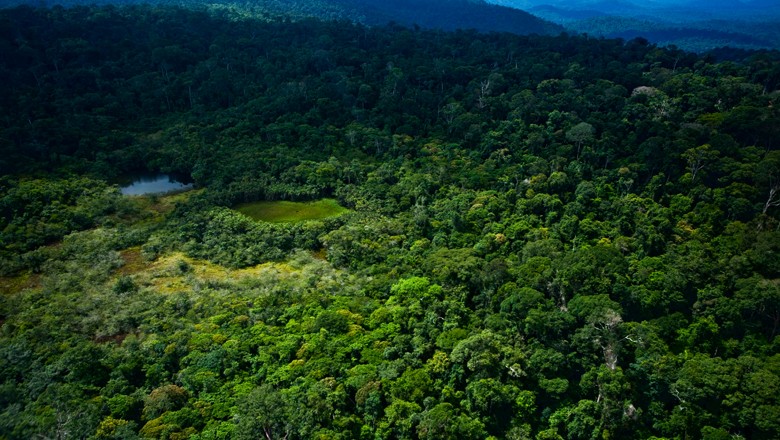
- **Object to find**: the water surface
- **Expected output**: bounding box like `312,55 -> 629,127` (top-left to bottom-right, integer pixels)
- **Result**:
120,174 -> 193,196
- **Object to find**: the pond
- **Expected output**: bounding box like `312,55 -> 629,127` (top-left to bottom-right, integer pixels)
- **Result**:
120,174 -> 193,196
235,199 -> 349,223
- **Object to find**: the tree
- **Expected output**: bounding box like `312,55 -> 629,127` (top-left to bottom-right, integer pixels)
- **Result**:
758,151 -> 780,215
378,399 -> 421,440
450,330 -> 506,377
566,122 -> 595,159
417,403 -> 456,440
465,378 -> 517,433
681,144 -> 719,183
236,384 -> 292,440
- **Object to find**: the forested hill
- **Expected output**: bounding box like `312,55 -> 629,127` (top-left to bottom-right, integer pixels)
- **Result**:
0,0 -> 564,36
2,4 -> 780,440
334,0 -> 563,35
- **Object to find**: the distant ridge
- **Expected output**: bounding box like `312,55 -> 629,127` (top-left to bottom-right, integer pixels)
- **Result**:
566,15 -> 780,52
490,0 -> 780,51
337,0 -> 563,35
0,0 -> 564,36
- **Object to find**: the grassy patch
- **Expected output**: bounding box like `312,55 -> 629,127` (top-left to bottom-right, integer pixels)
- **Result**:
0,272 -> 41,295
118,247 -> 146,275
134,188 -> 203,216
235,199 -> 349,223
128,252 -> 303,294
151,189 -> 203,213
112,188 -> 204,227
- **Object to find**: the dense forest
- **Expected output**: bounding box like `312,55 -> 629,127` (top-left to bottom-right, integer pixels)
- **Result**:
0,0 -> 563,36
2,4 -> 780,440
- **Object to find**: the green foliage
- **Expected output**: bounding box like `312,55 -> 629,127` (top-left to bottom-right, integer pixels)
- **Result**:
0,178 -> 125,260
1,4 -> 779,440
143,385 -> 189,421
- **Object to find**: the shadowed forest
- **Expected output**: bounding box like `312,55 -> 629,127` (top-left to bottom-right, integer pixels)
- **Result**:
1,4 -> 780,440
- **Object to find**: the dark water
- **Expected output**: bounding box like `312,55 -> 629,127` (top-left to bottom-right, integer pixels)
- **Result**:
120,174 -> 193,196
